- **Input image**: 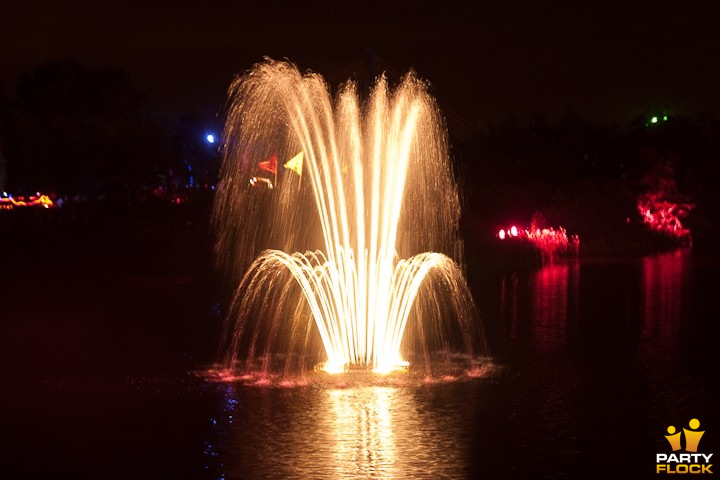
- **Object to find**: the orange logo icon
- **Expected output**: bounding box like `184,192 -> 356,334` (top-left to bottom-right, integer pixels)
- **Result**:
666,418 -> 705,453
657,418 -> 713,475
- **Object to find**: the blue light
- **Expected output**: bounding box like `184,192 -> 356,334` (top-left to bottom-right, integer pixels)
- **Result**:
206,134 -> 215,144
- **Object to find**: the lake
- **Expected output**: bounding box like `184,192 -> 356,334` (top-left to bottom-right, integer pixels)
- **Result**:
1,247 -> 718,479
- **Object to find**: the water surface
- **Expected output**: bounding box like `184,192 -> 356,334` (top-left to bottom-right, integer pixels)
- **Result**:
2,250 -> 718,479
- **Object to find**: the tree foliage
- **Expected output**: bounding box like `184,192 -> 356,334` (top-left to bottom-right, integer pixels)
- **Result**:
1,59 -> 173,194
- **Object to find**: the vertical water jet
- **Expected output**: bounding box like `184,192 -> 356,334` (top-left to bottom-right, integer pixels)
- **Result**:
214,59 -> 483,375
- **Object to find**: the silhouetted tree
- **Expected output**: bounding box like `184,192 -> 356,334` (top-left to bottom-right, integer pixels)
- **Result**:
1,59 -> 174,195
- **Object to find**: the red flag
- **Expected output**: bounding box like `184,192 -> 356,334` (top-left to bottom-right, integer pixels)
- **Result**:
258,155 -> 278,175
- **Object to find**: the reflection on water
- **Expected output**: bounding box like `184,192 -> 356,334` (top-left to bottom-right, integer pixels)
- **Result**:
195,250 -> 715,480
498,252 -> 691,355
642,249 -> 689,342
328,388 -> 396,478
638,249 -> 695,423
500,260 -> 580,352
531,261 -> 579,351
205,384 -> 467,479
3,252 -> 718,480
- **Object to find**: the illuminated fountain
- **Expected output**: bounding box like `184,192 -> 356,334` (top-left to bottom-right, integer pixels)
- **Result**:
214,59 -> 483,378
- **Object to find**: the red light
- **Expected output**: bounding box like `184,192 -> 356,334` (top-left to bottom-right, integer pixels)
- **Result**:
637,194 -> 692,240
496,220 -> 580,262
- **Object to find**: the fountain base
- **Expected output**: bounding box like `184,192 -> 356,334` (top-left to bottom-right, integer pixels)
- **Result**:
204,354 -> 495,388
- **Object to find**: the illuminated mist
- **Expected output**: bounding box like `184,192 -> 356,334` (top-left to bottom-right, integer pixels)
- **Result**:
214,59 -> 483,376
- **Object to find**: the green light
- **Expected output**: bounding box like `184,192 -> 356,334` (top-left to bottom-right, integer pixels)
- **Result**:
651,116 -> 658,123
663,115 -> 668,121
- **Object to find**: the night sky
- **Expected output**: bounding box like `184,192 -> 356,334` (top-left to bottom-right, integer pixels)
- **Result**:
3,0 -> 720,125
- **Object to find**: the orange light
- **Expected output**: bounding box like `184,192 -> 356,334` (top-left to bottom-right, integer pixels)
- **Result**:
0,194 -> 54,209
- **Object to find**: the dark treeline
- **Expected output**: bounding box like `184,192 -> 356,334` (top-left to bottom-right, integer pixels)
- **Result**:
2,59 -> 719,252
456,112 -> 720,252
0,59 -> 218,198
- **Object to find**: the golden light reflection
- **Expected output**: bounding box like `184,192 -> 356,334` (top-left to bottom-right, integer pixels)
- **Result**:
320,386 -> 468,478
328,387 -> 396,478
206,384 -> 469,479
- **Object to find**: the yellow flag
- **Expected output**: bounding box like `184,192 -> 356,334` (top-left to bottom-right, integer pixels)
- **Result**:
284,151 -> 303,177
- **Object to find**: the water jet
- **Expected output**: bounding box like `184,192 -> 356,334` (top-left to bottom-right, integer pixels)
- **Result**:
214,59 -> 485,378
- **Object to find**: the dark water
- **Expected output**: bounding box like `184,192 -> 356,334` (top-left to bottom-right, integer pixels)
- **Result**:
2,248 -> 718,479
